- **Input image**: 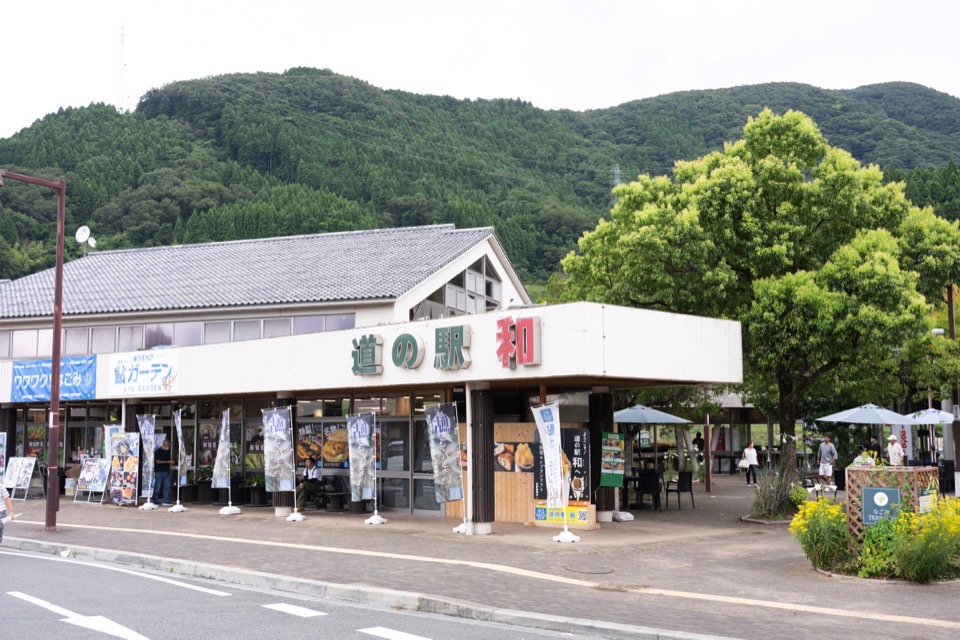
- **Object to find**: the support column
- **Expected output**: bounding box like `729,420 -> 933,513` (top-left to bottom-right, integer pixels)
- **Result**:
1,408 -> 16,465
470,386 -> 494,534
589,388 -> 616,520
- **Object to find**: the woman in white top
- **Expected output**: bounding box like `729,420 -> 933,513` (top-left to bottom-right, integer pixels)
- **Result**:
742,441 -> 760,485
0,484 -> 14,544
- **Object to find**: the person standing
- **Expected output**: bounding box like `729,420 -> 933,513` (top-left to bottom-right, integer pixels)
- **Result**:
153,439 -> 172,505
866,434 -> 882,462
0,483 -> 15,544
692,431 -> 705,452
742,440 -> 759,485
817,435 -> 838,486
887,434 -> 905,466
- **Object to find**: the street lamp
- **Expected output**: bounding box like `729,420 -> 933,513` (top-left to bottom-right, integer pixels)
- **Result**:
0,169 -> 66,531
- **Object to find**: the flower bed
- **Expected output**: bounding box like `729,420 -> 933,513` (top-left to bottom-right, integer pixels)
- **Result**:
790,497 -> 960,582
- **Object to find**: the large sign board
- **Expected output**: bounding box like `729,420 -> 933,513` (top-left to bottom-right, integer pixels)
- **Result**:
11,355 -> 97,402
862,487 -> 901,526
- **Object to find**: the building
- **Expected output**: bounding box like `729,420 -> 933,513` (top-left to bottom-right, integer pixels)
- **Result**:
0,224 -> 742,531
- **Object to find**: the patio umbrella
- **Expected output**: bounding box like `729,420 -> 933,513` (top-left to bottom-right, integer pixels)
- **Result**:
908,408 -> 955,424
815,403 -> 917,425
614,405 -> 691,424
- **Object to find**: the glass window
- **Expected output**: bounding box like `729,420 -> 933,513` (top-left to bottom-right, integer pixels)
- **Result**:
145,323 -> 173,349
381,478 -> 410,510
325,314 -> 355,331
203,321 -> 230,344
263,318 -> 290,338
414,479 -> 441,511
381,420 -> 410,472
173,322 -> 201,346
413,419 -> 433,474
64,328 -> 89,355
293,315 -> 325,335
91,327 -> 115,353
118,325 -> 143,352
234,320 -> 260,342
37,328 -> 53,357
0,330 -> 10,358
486,278 -> 501,301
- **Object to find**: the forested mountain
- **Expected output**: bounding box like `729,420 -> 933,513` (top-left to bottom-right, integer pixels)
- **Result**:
2,69 -> 960,285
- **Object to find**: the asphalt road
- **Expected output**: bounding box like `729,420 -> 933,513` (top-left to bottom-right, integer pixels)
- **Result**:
0,549 -> 600,640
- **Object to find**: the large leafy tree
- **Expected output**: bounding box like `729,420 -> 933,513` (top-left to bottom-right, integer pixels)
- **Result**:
559,110 -> 960,480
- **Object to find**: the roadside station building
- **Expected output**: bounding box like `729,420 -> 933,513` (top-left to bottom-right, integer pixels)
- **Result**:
0,224 -> 742,531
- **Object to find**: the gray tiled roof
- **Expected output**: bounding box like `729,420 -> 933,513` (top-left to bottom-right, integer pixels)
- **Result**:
0,225 -> 493,319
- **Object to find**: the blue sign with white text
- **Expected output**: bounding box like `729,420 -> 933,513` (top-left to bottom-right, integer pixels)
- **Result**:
12,355 -> 97,402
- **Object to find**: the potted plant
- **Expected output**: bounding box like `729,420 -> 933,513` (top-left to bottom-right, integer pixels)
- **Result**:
243,472 -> 267,506
194,465 -> 214,502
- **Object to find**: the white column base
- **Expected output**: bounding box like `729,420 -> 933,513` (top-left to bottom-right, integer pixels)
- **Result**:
596,510 -> 613,523
471,521 -> 492,535
275,506 -> 293,518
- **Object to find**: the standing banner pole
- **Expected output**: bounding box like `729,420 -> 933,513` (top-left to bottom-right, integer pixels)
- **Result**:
169,408 -> 187,513
453,404 -> 468,534
217,409 -> 241,515
365,414 -> 387,525
282,406 -> 304,522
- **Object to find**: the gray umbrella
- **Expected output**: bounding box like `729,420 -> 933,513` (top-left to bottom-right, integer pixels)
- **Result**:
614,405 -> 691,424
908,408 -> 955,424
815,403 -> 917,425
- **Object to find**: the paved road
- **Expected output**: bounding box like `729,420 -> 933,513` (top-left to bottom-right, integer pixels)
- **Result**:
1,549 -> 601,640
4,475 -> 959,639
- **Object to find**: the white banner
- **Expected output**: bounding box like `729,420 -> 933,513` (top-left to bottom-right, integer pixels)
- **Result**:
174,409 -> 187,485
263,407 -> 295,493
212,409 -> 231,489
533,402 -> 564,508
137,415 -> 156,498
425,404 -> 463,503
0,433 -> 6,479
893,424 -> 914,460
347,412 -> 377,502
108,350 -> 180,396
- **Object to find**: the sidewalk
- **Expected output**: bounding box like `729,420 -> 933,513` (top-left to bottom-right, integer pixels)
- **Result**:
5,474 -> 959,639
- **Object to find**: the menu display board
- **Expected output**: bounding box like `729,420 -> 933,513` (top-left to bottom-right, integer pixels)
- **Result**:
600,432 -> 625,487
533,428 -> 590,503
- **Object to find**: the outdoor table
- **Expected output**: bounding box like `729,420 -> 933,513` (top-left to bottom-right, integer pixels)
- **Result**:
712,451 -> 741,475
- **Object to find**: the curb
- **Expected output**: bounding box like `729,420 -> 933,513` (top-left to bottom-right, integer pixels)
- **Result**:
739,515 -> 790,526
7,536 -> 737,640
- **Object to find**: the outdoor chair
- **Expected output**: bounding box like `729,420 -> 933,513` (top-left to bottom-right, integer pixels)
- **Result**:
665,470 -> 695,510
634,471 -> 661,511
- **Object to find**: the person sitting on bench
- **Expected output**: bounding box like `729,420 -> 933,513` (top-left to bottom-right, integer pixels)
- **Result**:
296,457 -> 322,512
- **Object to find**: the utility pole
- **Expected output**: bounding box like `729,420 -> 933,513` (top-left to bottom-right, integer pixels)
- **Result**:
0,170 -> 66,531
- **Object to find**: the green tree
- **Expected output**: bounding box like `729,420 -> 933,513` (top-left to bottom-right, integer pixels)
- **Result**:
559,110 -> 960,483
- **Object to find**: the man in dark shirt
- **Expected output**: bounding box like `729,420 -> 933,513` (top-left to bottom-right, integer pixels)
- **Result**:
154,439 -> 172,505
692,432 -> 705,452
866,435 -> 882,462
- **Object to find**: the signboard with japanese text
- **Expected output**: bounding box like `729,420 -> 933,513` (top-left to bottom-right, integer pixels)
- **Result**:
347,412 -> 377,501
600,432 -> 625,487
212,410 -> 231,489
319,423 -> 349,469
11,355 -> 97,402
862,487 -> 901,526
103,424 -> 123,460
533,426 -> 590,503
532,403 -> 564,507
76,458 -> 110,494
108,350 -> 179,396
174,410 -> 187,485
919,487 -> 937,514
197,422 -> 219,467
533,501 -> 590,526
425,403 -> 463,503
25,425 -> 45,460
295,423 -> 323,465
108,433 -> 140,506
2,457 -> 35,491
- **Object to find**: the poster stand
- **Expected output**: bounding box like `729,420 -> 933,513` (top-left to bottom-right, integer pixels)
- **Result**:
365,415 -> 387,525
4,457 -> 38,501
73,458 -> 107,505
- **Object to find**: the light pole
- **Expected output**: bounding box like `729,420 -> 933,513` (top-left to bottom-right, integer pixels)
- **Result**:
0,169 -> 66,531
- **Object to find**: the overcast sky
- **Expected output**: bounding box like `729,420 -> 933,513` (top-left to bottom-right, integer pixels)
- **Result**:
2,0 -> 958,139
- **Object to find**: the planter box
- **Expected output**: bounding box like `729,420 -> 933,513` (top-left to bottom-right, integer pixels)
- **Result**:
845,466 -> 939,545
195,480 -> 213,503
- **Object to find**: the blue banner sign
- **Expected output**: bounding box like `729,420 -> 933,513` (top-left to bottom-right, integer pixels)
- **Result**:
12,355 -> 98,402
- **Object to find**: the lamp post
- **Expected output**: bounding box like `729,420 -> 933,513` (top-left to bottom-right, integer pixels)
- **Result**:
0,169 -> 66,531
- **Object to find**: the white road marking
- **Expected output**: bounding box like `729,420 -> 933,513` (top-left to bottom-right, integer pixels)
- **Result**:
358,627 -> 432,640
0,550 -> 230,596
7,592 -> 150,640
261,602 -> 327,617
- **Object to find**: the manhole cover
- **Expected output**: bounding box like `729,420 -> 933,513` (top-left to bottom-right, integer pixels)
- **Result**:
564,565 -> 614,575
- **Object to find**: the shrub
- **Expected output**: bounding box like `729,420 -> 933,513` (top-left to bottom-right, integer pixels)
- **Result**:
790,498 -> 848,570
858,515 -> 901,578
788,484 -> 808,507
751,471 -> 792,519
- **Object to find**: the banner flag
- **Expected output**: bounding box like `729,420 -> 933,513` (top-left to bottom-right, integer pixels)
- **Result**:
347,412 -> 377,501
136,415 -> 156,499
0,433 -> 6,479
108,433 -> 140,505
262,406 -> 295,493
103,424 -> 123,459
425,403 -> 463,503
174,409 -> 187,485
533,402 -> 564,508
212,409 -> 231,489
